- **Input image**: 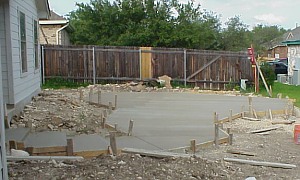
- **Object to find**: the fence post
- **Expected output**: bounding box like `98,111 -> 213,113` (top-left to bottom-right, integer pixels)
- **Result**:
41,45 -> 45,84
184,49 -> 187,87
92,46 -> 96,85
139,48 -> 142,80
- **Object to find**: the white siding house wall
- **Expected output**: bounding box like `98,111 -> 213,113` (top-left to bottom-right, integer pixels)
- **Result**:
0,3 -> 9,104
0,44 -> 8,180
9,0 -> 40,105
0,4 -> 8,178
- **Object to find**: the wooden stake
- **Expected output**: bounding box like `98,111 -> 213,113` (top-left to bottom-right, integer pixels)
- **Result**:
89,88 -> 93,102
277,93 -> 282,99
213,112 -> 218,124
9,140 -> 17,150
79,88 -> 83,101
269,109 -> 273,121
229,133 -> 233,145
114,94 -> 118,109
229,109 -> 233,122
226,128 -> 231,134
109,132 -> 117,156
128,120 -> 134,136
214,123 -> 219,147
102,117 -> 106,129
4,104 -> 10,128
103,109 -> 107,118
114,123 -> 118,131
241,105 -> 245,118
67,139 -> 74,156
97,89 -> 101,104
4,115 -> 9,129
248,97 -> 253,118
190,139 -> 196,154
108,102 -> 113,114
253,109 -> 258,119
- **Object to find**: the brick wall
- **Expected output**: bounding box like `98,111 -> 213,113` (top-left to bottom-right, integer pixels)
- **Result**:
39,24 -> 62,44
267,46 -> 287,59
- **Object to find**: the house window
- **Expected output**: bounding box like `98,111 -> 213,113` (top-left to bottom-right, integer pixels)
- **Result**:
33,20 -> 39,69
19,11 -> 27,73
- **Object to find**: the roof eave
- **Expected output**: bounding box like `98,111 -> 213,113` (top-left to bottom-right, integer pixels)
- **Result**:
282,40 -> 300,45
36,0 -> 50,19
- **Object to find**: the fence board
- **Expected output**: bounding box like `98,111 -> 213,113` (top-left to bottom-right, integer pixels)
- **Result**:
42,45 -> 252,88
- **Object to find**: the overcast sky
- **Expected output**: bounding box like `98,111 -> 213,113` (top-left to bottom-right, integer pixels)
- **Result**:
49,0 -> 299,30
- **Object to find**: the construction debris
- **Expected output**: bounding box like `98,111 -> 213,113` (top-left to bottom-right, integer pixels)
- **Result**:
249,127 -> 279,134
224,157 -> 296,169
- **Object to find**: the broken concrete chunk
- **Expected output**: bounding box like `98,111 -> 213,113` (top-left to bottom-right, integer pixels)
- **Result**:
158,75 -> 172,89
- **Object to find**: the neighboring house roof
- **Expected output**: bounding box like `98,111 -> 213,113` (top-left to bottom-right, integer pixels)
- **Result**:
265,27 -> 300,49
36,0 -> 51,19
39,11 -> 73,32
49,11 -> 65,20
282,27 -> 300,45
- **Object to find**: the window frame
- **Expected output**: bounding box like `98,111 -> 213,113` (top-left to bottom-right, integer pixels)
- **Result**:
33,19 -> 39,70
19,11 -> 27,73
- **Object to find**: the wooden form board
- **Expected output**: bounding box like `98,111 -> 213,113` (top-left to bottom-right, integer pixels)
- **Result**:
141,47 -> 152,79
169,137 -> 229,153
122,148 -> 190,158
26,146 -> 68,156
74,150 -> 110,159
218,113 -> 242,124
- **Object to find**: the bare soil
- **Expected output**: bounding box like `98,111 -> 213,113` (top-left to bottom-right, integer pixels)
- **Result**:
7,84 -> 300,180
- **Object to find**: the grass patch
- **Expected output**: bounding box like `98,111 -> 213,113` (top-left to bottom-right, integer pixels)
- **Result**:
259,82 -> 300,107
42,77 -> 90,89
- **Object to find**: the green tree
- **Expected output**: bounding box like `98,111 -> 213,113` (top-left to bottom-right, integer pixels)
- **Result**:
68,0 -> 222,49
221,16 -> 251,51
251,24 -> 287,55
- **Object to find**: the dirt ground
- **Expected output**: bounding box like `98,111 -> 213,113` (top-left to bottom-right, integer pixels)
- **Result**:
7,84 -> 300,180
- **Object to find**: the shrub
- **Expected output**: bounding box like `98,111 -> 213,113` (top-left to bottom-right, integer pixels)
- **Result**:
259,63 -> 276,88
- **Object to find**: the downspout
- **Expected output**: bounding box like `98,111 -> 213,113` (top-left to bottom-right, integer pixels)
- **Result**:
56,23 -> 69,45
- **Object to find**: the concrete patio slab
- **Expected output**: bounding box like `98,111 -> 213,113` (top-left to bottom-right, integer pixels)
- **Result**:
72,134 -> 108,152
5,128 -> 30,142
24,131 -> 67,148
93,92 -> 288,150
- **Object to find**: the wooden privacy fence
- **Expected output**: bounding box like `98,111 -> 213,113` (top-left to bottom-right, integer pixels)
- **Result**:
42,45 -> 253,89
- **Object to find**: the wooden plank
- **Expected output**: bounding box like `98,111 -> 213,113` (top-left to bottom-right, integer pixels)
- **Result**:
32,152 -> 67,156
249,127 -> 279,134
16,142 -> 25,150
218,117 -> 229,124
141,47 -> 152,79
226,149 -> 256,156
232,113 -> 242,120
74,150 -> 109,159
272,109 -> 286,115
187,55 -> 221,80
26,146 -> 67,154
256,111 -> 266,117
7,156 -> 83,161
242,117 -> 261,121
122,148 -> 190,158
224,157 -> 296,169
271,120 -> 295,125
169,137 -> 229,152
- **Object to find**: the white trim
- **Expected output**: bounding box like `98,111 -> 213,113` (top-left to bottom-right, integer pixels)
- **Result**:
56,23 -> 69,44
39,20 -> 68,25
